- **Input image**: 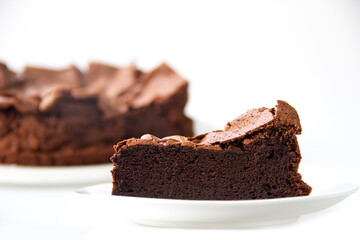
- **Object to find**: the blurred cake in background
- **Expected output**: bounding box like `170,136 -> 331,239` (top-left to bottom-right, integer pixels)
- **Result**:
0,62 -> 193,165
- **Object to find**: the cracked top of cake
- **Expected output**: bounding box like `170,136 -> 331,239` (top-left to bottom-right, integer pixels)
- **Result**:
114,100 -> 301,151
0,62 -> 188,118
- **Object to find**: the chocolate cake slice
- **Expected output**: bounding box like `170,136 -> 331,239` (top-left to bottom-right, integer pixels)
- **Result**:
0,62 -> 192,165
111,100 -> 311,200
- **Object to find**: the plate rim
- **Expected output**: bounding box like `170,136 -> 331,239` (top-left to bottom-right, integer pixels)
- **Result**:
76,182 -> 359,205
0,163 -> 113,186
75,182 -> 359,228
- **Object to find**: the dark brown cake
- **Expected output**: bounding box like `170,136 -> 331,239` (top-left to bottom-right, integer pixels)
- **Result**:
111,100 -> 311,200
0,62 -> 193,166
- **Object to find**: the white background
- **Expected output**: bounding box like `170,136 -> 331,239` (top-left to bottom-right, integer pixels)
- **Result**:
0,0 -> 359,239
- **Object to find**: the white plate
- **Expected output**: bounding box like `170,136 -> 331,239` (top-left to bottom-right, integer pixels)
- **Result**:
0,164 -> 112,186
76,182 -> 358,228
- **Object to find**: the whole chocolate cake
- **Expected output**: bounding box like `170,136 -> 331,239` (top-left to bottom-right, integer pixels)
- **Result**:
0,62 -> 193,165
111,100 -> 311,200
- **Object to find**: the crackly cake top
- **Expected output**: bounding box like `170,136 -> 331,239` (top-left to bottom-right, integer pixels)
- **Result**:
114,100 -> 301,151
0,62 -> 188,117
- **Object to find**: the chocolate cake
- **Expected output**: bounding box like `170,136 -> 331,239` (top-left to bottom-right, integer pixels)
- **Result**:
0,62 -> 193,166
111,100 -> 311,200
